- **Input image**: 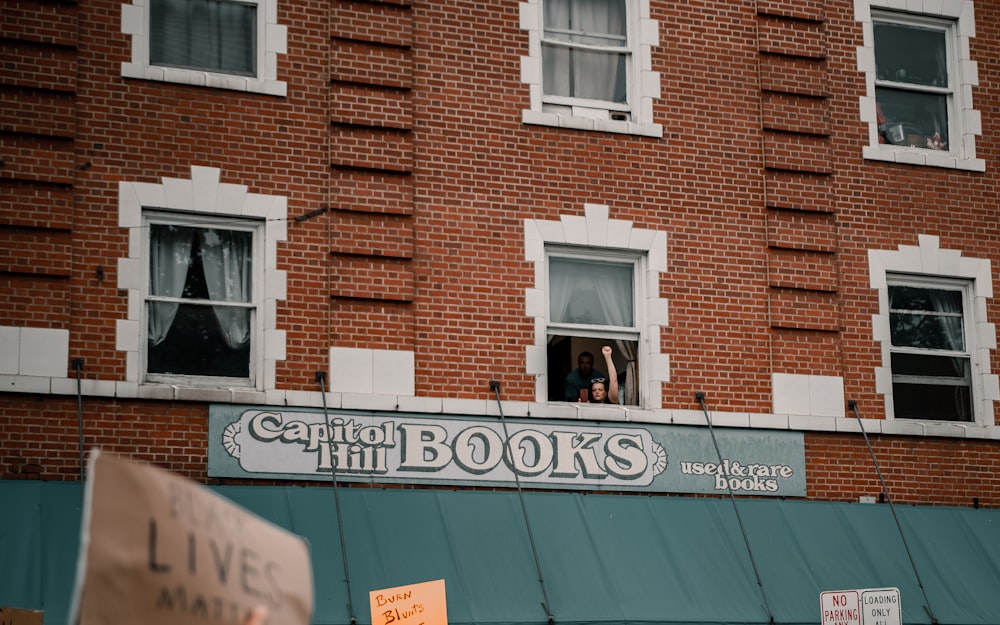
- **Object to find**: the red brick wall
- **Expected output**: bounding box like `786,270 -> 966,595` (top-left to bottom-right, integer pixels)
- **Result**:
2,0 -> 1000,505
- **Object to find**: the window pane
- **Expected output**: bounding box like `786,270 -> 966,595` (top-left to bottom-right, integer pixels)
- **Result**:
877,87 -> 948,149
545,0 -> 627,41
549,257 -> 633,327
889,286 -> 964,351
150,225 -> 252,302
891,353 -> 969,379
148,302 -> 251,377
150,0 -> 256,76
892,381 -> 972,422
874,21 -> 948,88
547,335 -> 639,405
542,45 -> 627,102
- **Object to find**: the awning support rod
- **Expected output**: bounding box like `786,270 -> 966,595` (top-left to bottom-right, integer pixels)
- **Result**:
848,400 -> 938,625
317,371 -> 357,625
73,357 -> 85,482
490,380 -> 555,625
696,392 -> 775,625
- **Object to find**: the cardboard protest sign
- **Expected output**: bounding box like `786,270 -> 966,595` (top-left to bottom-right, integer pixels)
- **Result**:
67,450 -> 313,625
369,579 -> 447,625
0,607 -> 43,625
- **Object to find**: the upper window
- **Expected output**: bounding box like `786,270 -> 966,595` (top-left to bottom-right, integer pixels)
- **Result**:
543,0 -> 629,109
520,0 -> 662,137
121,0 -> 287,95
145,217 -> 258,384
117,166 -> 288,394
888,281 -> 972,421
150,0 -> 257,76
855,1 -> 982,171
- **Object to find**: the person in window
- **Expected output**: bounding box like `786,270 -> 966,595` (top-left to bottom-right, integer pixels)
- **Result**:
565,351 -> 606,401
586,346 -> 620,404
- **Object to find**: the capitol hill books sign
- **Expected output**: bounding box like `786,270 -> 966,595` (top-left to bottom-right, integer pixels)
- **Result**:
208,406 -> 806,496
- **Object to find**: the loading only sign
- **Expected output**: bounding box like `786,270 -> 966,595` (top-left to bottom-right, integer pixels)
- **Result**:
860,588 -> 901,625
821,588 -> 901,625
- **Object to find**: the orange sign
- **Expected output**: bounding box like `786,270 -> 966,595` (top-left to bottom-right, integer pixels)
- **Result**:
369,579 -> 447,625
0,608 -> 43,625
68,450 -> 313,625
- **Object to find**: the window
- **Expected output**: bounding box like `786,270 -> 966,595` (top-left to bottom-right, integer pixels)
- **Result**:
855,0 -> 982,171
150,0 -> 257,76
523,203 -> 670,410
874,15 -> 952,151
888,281 -> 972,421
520,0 -> 662,137
547,253 -> 640,404
543,0 -> 628,109
146,218 -> 257,382
117,166 -> 288,393
869,235 -> 999,427
121,0 -> 287,95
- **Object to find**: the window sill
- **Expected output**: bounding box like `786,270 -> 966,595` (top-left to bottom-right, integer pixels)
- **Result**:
863,145 -> 985,172
121,63 -> 288,97
522,110 -> 663,138
9,374 -> 1000,439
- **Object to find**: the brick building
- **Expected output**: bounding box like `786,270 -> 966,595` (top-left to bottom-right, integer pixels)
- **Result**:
3,0 -> 1000,624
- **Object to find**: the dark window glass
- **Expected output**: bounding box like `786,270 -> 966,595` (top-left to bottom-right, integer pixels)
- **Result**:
150,0 -> 256,76
888,285 -> 970,421
891,381 -> 972,422
874,20 -> 950,150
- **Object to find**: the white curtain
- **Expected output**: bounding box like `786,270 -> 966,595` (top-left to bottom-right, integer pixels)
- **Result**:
614,339 -> 638,405
148,226 -> 193,346
927,290 -> 964,352
200,229 -> 252,349
549,258 -> 632,327
543,0 -> 627,102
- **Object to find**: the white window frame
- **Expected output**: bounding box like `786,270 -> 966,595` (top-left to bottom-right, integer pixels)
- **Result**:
546,247 -> 642,403
524,203 -> 669,409
886,276 -> 974,422
519,0 -> 662,138
120,0 -> 287,96
117,166 -> 288,391
869,235 -> 998,426
142,212 -> 261,387
855,0 -> 982,171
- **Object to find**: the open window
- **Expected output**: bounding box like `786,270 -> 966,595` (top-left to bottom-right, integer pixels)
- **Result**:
524,204 -> 669,410
546,252 -> 641,405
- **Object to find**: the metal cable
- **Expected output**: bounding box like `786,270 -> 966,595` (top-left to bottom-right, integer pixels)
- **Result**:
73,358 -> 85,481
316,372 -> 357,625
490,381 -> 554,625
848,400 -> 937,624
696,392 -> 774,625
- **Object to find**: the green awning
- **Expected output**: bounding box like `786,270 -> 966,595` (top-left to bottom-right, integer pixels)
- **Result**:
3,481 -> 1000,625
